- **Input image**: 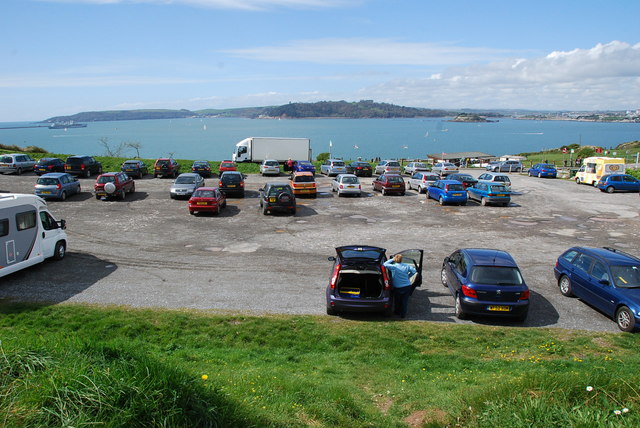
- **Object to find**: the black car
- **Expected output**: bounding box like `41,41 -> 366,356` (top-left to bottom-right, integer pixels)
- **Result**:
65,155 -> 103,177
259,183 -> 296,215
347,161 -> 373,177
326,246 -> 423,316
448,173 -> 478,189
191,160 -> 212,177
219,171 -> 245,197
121,160 -> 148,179
35,157 -> 66,175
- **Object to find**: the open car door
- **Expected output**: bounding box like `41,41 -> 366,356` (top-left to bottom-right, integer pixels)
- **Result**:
396,249 -> 424,288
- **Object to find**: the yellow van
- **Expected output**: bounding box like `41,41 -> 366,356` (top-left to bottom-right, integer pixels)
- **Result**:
575,157 -> 625,186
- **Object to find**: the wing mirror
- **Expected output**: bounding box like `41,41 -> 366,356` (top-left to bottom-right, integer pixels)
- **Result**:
443,256 -> 449,263
328,256 -> 336,262
57,219 -> 66,230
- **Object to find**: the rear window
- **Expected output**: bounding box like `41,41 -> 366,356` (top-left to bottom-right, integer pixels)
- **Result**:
66,157 -> 85,165
540,164 -> 554,169
294,175 -> 315,183
97,176 -> 116,184
265,161 -> 279,166
332,161 -> 345,167
426,174 -> 439,181
124,162 -> 139,167
470,266 -> 523,285
156,160 -> 170,167
37,177 -> 60,185
342,176 -> 358,184
387,176 -> 403,183
339,249 -> 383,260
387,161 -> 400,167
446,183 -> 464,191
193,189 -> 215,198
222,175 -> 242,183
443,163 -> 456,167
494,176 -> 510,183
490,185 -> 508,192
268,186 -> 291,196
0,156 -> 12,163
221,162 -> 234,167
298,161 -> 312,166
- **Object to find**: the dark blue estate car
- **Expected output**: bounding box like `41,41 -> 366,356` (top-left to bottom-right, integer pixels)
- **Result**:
326,246 -> 423,316
440,248 -> 530,321
293,160 -> 316,175
427,179 -> 467,205
596,174 -> 640,193
528,163 -> 557,178
554,247 -> 640,332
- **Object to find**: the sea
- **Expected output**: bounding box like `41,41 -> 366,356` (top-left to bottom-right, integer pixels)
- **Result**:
0,117 -> 638,161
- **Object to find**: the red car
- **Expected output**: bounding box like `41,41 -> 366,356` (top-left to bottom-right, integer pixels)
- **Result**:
94,172 -> 135,200
372,174 -> 406,196
188,187 -> 227,215
218,160 -> 237,173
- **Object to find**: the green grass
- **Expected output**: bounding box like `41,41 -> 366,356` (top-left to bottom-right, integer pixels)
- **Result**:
1,303 -> 639,427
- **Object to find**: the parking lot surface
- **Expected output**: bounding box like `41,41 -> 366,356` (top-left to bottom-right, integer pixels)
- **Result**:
1,170 -> 639,332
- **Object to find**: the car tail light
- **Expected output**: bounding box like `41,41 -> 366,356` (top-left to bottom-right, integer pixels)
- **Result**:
219,181 -> 223,186
339,184 -> 344,189
56,183 -> 61,189
80,164 -> 86,170
381,265 -> 391,290
48,165 -> 54,170
240,182 -> 244,187
461,285 -> 477,298
519,290 -> 530,300
330,264 -> 341,289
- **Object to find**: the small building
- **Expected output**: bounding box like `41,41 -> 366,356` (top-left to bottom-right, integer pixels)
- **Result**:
499,155 -> 527,161
426,151 -> 495,166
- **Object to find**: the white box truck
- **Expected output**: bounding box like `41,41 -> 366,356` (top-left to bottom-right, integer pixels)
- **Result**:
0,194 -> 67,278
232,137 -> 311,163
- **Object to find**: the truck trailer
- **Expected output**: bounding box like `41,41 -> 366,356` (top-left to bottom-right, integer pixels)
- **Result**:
0,194 -> 67,278
232,137 -> 311,163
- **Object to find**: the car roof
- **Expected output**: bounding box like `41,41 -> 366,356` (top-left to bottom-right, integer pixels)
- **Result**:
98,172 -> 122,176
40,172 -> 68,177
292,171 -> 313,176
193,160 -> 208,163
193,187 -> 218,191
571,247 -> 640,265
438,179 -> 463,184
462,248 -> 517,267
221,170 -> 242,175
337,173 -> 357,178
265,182 -> 291,186
177,172 -> 199,177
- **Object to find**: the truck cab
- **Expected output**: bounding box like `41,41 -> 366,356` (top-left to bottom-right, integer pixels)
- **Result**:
233,140 -> 250,163
575,157 -> 625,186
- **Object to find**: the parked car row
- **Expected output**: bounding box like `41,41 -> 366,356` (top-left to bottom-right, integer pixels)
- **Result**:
326,244 -> 640,332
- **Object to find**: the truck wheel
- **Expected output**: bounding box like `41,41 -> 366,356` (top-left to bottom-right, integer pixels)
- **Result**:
53,241 -> 66,261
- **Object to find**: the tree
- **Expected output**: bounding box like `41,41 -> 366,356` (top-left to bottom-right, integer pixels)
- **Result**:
125,141 -> 143,158
316,152 -> 330,162
98,137 -> 125,157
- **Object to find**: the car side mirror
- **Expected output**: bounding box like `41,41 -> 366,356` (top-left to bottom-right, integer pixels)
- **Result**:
443,256 -> 449,263
599,279 -> 610,286
328,256 -> 336,261
57,219 -> 66,230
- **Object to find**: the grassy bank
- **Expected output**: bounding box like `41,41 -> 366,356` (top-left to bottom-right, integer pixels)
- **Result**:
1,303 -> 639,427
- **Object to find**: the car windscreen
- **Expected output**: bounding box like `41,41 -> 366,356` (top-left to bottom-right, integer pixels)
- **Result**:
97,176 -> 116,184
611,265 -> 640,288
470,266 -> 523,285
386,176 -> 403,183
490,185 -> 508,192
175,176 -> 196,184
341,176 -> 358,184
294,175 -> 315,183
37,177 -> 59,185
192,190 -> 215,198
446,183 -> 464,191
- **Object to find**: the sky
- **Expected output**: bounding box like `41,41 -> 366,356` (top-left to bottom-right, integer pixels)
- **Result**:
1,0 -> 639,121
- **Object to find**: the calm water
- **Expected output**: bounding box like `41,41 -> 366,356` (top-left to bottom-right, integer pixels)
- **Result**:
1,118 -> 638,160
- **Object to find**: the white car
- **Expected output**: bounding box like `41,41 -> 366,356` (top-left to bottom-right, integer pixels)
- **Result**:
320,159 -> 347,176
407,172 -> 439,193
374,160 -> 401,175
331,174 -> 362,196
477,172 -> 512,190
260,160 -> 280,176
432,162 -> 459,177
403,162 -> 430,175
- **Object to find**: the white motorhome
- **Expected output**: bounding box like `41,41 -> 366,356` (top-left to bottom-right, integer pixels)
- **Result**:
232,137 -> 311,163
0,194 -> 67,278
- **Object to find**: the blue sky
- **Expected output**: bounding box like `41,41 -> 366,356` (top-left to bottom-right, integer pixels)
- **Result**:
2,0 -> 639,121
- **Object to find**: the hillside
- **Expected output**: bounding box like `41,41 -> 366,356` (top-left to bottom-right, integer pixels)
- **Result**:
43,100 -> 456,122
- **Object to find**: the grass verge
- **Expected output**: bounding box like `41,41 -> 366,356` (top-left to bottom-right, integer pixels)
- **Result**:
1,303 -> 639,427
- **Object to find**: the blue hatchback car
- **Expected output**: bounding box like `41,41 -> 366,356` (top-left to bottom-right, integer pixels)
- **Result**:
528,163 -> 557,178
293,160 -> 316,175
596,174 -> 640,193
554,247 -> 640,332
34,173 -> 81,200
427,180 -> 467,205
440,248 -> 530,321
467,182 -> 510,206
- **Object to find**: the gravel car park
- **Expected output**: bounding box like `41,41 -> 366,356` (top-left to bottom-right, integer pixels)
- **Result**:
1,170 -> 639,333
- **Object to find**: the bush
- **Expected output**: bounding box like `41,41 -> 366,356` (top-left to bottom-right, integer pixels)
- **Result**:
316,152 -> 330,162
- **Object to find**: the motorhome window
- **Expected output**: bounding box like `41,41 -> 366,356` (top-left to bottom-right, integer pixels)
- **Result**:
39,212 -> 57,231
0,219 -> 8,237
16,211 -> 37,231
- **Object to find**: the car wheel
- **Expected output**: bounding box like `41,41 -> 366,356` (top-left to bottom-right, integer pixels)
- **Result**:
455,294 -> 466,319
616,306 -> 636,332
516,168 -> 521,172
407,182 -> 412,190
53,241 -> 66,261
381,188 -> 386,196
481,197 -> 487,206
120,189 -> 126,200
95,194 -> 101,200
558,275 -> 574,297
263,206 -> 268,215
130,183 -> 135,193
439,196 -> 445,205
606,186 -> 615,193
189,210 -> 195,215
528,171 -> 533,177
575,177 -> 581,184
16,168 -> 22,175
60,191 -> 66,201
538,172 -> 542,178
440,267 -> 448,287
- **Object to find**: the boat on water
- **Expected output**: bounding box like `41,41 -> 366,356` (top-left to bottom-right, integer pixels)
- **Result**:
48,121 -> 88,129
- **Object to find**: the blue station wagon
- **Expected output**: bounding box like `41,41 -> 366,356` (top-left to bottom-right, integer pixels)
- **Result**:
554,247 -> 640,332
441,248 -> 530,321
34,173 -> 81,200
467,182 -> 511,206
427,180 -> 467,205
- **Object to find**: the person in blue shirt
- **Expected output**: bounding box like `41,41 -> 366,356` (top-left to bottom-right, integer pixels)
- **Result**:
383,254 -> 417,318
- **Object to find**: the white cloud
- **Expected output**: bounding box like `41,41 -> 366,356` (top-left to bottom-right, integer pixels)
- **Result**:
362,41 -> 640,110
35,0 -> 358,10
224,38 -> 510,65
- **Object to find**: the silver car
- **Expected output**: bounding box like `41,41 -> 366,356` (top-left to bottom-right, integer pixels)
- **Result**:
0,153 -> 36,175
407,172 -> 439,193
374,160 -> 401,175
403,162 -> 430,175
331,174 -> 362,196
477,172 -> 512,190
320,159 -> 347,176
431,162 -> 459,177
170,173 -> 205,199
260,159 -> 280,176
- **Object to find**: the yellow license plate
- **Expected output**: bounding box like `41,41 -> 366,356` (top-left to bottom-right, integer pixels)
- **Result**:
269,197 -> 276,202
227,184 -> 236,187
41,191 -> 51,194
392,185 -> 400,188
497,194 -> 506,197
488,305 -> 510,312
452,193 -> 463,196
346,185 -> 354,188
196,202 -> 207,205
